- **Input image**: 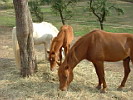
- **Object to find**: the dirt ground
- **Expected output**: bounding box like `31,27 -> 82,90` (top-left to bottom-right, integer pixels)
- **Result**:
0,27 -> 133,100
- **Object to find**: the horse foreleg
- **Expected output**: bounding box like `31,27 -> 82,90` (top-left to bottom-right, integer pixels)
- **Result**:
59,48 -> 62,64
64,47 -> 67,56
93,61 -> 107,93
44,43 -> 48,60
64,44 -> 70,56
118,57 -> 130,90
93,63 -> 102,90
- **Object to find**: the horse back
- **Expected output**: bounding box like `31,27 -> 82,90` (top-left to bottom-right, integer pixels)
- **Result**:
86,30 -> 133,62
57,25 -> 74,46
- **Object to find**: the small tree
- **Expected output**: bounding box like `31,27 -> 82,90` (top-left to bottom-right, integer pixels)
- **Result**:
87,0 -> 124,30
42,0 -> 78,25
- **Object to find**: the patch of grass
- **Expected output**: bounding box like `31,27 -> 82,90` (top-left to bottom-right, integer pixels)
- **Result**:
0,9 -> 15,27
105,26 -> 133,33
0,16 -> 15,27
41,6 -> 52,13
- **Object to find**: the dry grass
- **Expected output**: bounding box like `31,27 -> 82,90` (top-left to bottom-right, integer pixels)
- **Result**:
0,27 -> 133,100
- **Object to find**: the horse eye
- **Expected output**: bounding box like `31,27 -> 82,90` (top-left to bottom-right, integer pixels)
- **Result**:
51,52 -> 55,55
49,58 -> 55,62
48,58 -> 52,61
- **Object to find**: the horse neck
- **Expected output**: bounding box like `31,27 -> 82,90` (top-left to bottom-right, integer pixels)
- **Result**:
51,39 -> 62,53
67,46 -> 87,69
57,30 -> 65,40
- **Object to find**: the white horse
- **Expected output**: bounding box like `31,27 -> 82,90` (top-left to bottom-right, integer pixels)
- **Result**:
12,22 -> 59,68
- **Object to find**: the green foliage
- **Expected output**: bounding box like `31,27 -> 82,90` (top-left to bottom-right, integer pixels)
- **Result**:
0,11 -> 15,27
29,0 -> 43,22
41,0 -> 78,24
109,6 -> 124,15
28,0 -> 79,24
52,0 -> 73,18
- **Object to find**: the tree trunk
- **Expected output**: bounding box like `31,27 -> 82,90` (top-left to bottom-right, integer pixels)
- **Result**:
13,0 -> 37,77
100,21 -> 104,30
59,9 -> 65,25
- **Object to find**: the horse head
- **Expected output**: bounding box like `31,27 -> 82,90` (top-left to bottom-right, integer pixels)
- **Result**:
58,63 -> 73,91
48,51 -> 60,71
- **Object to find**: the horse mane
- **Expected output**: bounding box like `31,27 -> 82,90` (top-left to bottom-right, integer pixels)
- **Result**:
71,47 -> 79,62
66,35 -> 87,66
50,37 -> 58,52
66,31 -> 95,67
50,35 -> 63,53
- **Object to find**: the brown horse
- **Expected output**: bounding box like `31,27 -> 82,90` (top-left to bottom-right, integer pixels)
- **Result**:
58,29 -> 133,93
48,25 -> 74,71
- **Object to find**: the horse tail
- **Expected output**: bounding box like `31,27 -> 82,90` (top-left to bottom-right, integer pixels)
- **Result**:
12,27 -> 21,68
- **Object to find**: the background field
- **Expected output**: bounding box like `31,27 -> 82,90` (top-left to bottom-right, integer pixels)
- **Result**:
0,0 -> 133,100
0,0 -> 133,35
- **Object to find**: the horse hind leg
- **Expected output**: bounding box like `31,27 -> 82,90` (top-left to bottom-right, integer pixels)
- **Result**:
118,57 -> 130,91
44,43 -> 48,60
59,47 -> 63,64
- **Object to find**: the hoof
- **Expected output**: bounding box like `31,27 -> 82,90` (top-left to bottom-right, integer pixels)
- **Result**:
50,68 -> 54,71
96,85 -> 101,90
60,87 -> 67,91
100,88 -> 107,93
50,68 -> 56,71
117,86 -> 123,91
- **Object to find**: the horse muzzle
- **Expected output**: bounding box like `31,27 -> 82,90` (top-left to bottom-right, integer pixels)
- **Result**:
59,86 -> 67,91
